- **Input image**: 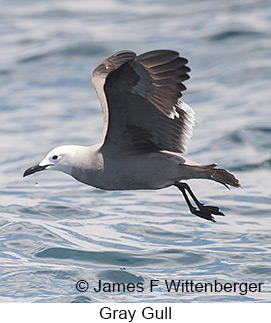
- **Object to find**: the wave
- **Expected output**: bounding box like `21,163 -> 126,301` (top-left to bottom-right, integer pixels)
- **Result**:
19,44 -> 108,64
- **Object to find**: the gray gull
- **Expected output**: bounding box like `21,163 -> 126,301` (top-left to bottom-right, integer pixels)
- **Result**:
23,50 -> 240,222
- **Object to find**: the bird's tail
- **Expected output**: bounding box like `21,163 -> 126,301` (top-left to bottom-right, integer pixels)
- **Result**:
181,163 -> 241,189
202,163 -> 241,189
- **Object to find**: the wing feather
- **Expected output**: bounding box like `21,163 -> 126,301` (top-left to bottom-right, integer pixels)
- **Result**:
92,50 -> 195,153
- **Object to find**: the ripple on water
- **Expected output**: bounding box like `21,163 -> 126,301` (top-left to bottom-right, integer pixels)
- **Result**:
35,248 -> 162,267
0,203 -> 97,220
71,295 -> 93,303
98,269 -> 145,284
208,29 -> 265,42
34,246 -> 213,269
237,265 -> 271,278
18,43 -> 107,64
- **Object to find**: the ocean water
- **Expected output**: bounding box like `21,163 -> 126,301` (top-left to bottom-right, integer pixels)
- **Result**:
0,0 -> 270,303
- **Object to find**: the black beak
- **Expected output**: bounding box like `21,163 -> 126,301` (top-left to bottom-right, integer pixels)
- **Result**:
23,164 -> 50,177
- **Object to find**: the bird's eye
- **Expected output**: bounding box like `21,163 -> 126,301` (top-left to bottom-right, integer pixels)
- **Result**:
52,155 -> 58,160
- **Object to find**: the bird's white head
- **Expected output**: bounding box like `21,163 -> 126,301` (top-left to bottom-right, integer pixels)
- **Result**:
23,145 -> 79,178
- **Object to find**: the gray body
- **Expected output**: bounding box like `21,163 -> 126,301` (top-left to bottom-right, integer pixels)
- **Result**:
70,144 -> 193,190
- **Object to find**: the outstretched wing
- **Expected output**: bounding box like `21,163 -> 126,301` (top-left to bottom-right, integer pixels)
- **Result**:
92,50 -> 194,153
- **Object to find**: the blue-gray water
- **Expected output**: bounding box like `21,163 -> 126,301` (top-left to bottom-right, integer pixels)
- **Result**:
0,0 -> 270,302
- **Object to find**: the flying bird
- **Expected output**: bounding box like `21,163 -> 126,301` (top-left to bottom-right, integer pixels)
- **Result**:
23,50 -> 240,222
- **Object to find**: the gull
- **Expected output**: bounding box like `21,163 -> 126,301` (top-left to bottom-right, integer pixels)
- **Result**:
23,50 -> 240,222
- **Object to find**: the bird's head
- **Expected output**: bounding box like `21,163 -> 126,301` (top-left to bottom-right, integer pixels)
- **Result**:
23,145 -> 77,178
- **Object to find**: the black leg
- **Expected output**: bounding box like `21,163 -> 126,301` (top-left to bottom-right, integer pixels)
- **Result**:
174,182 -> 225,222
